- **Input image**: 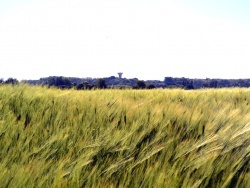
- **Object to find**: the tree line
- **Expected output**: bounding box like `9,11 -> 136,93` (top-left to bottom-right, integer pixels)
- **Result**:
2,76 -> 250,89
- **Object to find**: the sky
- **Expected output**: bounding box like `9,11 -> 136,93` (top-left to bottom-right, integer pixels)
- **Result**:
0,0 -> 250,81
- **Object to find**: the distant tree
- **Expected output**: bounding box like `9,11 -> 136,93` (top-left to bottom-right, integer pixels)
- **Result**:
0,78 -> 4,84
47,76 -> 73,88
76,82 -> 93,90
184,81 -> 194,90
202,83 -> 208,88
84,82 -> 93,90
202,79 -> 210,88
237,79 -> 250,87
97,78 -> 107,89
209,79 -> 218,88
109,76 -> 116,79
146,84 -> 156,89
47,77 -> 56,86
56,77 -> 72,88
181,77 -> 189,88
5,78 -> 19,85
76,83 -> 84,90
193,79 -> 203,88
164,77 -> 175,86
136,80 -> 146,89
218,79 -> 231,88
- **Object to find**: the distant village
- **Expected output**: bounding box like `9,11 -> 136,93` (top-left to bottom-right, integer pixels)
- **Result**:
2,73 -> 250,89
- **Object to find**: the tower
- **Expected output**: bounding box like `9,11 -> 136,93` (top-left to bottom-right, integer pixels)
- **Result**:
118,72 -> 123,79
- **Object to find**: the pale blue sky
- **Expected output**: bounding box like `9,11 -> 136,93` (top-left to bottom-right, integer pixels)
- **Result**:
0,0 -> 250,81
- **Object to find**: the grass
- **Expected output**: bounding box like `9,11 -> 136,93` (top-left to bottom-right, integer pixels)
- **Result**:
0,84 -> 250,187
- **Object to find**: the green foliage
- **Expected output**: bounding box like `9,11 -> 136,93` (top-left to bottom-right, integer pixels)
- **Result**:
76,82 -> 92,90
97,78 -> 107,89
146,84 -> 156,89
4,78 -> 19,85
136,80 -> 146,89
0,85 -> 250,187
47,76 -> 73,88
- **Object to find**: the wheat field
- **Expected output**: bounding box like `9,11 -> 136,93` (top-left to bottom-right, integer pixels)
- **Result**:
0,85 -> 250,187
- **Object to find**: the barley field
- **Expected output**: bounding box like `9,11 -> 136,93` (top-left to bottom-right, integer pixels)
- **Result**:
0,85 -> 250,187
